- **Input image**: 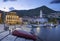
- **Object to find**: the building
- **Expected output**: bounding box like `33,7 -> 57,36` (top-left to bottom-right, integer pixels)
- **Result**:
5,12 -> 22,25
48,12 -> 60,18
0,13 -> 2,23
33,10 -> 48,24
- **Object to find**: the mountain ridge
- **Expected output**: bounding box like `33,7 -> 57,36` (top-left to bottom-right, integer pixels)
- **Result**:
10,6 -> 56,17
0,5 -> 60,17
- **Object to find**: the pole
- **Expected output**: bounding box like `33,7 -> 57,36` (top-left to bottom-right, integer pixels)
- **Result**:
3,10 -> 6,31
30,24 -> 35,34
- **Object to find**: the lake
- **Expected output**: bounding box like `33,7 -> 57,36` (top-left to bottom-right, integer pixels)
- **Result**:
36,25 -> 60,41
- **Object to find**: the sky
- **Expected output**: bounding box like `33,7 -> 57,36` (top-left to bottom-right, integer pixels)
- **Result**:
0,0 -> 60,12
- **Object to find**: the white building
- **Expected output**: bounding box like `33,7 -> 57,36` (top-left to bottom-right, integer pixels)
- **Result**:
33,10 -> 48,24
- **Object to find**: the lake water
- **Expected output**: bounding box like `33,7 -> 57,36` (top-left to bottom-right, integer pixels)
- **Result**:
36,25 -> 60,41
13,25 -> 60,41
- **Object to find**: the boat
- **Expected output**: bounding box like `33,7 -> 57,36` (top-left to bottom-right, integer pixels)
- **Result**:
12,30 -> 37,41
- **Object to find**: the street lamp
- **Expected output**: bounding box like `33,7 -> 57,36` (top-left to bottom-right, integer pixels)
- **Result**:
3,8 -> 6,31
3,8 -> 9,31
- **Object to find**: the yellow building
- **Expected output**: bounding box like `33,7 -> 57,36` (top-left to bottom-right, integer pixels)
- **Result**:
5,12 -> 22,25
0,13 -> 2,23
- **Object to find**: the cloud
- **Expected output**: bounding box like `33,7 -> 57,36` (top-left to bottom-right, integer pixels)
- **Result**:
3,0 -> 17,2
9,7 -> 15,11
3,0 -> 8,2
10,0 -> 17,1
51,0 -> 60,3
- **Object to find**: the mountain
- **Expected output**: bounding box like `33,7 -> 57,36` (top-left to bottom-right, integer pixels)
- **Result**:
0,5 -> 60,23
11,10 -> 28,17
10,6 -> 57,17
27,6 -> 56,17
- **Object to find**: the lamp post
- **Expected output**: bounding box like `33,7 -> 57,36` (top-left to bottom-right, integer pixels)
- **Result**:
30,24 -> 36,35
3,9 -> 6,31
3,8 -> 9,31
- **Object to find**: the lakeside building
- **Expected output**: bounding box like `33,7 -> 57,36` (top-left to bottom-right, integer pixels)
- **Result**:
22,10 -> 48,25
5,12 -> 22,25
0,13 -> 2,23
48,12 -> 60,18
33,10 -> 48,24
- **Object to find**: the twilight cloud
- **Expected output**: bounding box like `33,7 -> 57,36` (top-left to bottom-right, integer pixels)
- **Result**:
51,0 -> 60,3
3,0 -> 17,2
9,7 -> 15,11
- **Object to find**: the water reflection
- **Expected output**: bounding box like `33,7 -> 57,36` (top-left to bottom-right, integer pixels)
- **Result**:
36,27 -> 40,34
36,25 -> 60,41
14,25 -> 60,41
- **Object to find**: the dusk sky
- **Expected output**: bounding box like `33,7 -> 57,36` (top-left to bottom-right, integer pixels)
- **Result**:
0,0 -> 60,11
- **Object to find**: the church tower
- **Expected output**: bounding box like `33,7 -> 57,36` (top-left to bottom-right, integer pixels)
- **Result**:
40,10 -> 43,18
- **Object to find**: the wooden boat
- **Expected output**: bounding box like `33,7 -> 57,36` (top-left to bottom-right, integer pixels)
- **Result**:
12,30 -> 37,41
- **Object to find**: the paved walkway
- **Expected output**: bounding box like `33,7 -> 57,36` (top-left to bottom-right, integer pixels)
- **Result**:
0,31 -> 34,41
0,24 -> 43,41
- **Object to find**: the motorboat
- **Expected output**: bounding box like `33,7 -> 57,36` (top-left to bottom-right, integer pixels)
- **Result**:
12,30 -> 37,41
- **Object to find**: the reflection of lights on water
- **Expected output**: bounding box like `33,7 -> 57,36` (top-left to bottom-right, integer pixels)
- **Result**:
55,26 -> 58,28
16,28 -> 21,30
36,27 -> 40,34
50,27 -> 52,29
